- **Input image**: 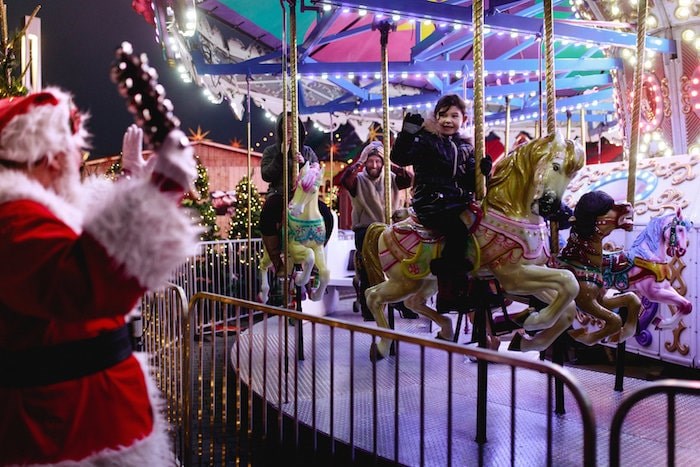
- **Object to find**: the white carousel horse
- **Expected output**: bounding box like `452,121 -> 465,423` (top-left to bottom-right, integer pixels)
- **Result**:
259,162 -> 330,304
602,207 -> 693,331
363,132 -> 586,360
552,191 -> 641,346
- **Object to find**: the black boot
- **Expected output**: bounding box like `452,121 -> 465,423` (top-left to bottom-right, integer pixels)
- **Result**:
430,258 -> 472,313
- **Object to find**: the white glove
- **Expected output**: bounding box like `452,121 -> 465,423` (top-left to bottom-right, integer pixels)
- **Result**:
358,141 -> 383,164
151,129 -> 197,195
121,124 -> 147,177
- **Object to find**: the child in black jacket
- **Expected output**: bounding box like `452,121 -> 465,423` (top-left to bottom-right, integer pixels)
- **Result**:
391,94 -> 491,311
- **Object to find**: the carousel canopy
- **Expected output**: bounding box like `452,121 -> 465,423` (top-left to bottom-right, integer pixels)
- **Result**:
140,0 -> 685,142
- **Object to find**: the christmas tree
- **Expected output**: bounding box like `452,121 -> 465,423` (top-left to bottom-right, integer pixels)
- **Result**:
182,157 -> 219,240
228,175 -> 262,239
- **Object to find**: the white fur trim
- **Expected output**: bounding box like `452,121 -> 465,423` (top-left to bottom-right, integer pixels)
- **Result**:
0,87 -> 89,165
0,170 -> 84,233
83,179 -> 201,290
15,354 -> 176,467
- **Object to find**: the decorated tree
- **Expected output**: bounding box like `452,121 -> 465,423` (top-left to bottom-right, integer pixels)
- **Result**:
228,175 -> 262,239
182,157 -> 219,240
0,4 -> 41,98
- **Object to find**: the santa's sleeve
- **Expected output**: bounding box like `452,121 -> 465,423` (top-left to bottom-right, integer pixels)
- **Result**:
0,179 -> 199,322
82,177 -> 201,291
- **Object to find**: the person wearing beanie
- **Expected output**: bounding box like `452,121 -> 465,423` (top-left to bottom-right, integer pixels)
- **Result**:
259,112 -> 334,278
339,140 -> 413,320
0,88 -> 199,465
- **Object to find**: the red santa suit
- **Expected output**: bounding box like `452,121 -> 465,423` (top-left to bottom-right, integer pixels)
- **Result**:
0,90 -> 199,465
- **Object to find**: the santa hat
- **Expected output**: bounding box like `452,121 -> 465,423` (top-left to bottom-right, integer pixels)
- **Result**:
0,87 -> 88,165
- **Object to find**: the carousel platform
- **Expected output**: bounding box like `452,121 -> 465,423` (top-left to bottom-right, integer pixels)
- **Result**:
231,291 -> 700,466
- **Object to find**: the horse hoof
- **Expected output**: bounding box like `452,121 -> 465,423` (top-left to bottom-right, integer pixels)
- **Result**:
435,332 -> 452,342
369,343 -> 385,362
508,333 -> 523,351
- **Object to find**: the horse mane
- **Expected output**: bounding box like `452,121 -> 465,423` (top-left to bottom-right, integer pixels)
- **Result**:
483,132 -> 583,218
297,162 -> 323,193
363,222 -> 388,287
628,213 -> 673,260
572,191 -> 614,239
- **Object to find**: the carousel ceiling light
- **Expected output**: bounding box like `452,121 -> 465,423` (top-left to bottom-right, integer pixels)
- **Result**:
646,15 -> 657,28
323,4 -> 332,12
675,6 -> 690,19
392,14 -> 400,21
358,8 -> 367,16
694,37 -> 700,50
682,29 -> 695,42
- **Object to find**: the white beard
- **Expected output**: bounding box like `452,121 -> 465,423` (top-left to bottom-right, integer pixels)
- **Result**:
51,156 -> 82,206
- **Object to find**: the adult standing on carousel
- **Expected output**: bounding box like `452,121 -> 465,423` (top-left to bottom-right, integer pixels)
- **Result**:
260,112 -> 334,276
339,140 -> 413,320
0,88 -> 199,464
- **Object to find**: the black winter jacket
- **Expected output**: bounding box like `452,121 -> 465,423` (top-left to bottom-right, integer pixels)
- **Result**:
391,127 -> 476,226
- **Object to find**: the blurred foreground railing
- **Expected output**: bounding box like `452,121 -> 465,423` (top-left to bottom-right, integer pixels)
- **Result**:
609,379 -> 700,467
142,288 -> 598,466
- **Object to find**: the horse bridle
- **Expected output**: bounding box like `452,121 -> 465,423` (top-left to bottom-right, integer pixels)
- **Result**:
663,216 -> 692,257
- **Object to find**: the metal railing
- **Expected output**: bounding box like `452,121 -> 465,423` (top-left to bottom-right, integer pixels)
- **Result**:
609,379 -> 700,467
142,291 -> 597,466
170,239 -> 263,302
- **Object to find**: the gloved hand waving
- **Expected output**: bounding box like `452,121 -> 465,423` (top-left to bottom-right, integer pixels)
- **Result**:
151,129 -> 197,197
401,113 -> 424,135
121,124 -> 147,177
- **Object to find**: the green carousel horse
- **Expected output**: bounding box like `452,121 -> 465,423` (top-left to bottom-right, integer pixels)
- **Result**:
363,132 -> 585,360
259,162 -> 330,304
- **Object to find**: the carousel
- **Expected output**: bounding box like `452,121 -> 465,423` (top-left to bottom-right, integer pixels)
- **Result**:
131,0 -> 700,466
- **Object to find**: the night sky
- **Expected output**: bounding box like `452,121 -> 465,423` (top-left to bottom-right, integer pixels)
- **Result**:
5,1 -> 266,158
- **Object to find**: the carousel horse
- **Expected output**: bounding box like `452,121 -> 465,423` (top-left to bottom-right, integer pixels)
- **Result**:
602,207 -> 692,330
259,162 -> 330,304
363,132 -> 585,360
552,191 -> 640,346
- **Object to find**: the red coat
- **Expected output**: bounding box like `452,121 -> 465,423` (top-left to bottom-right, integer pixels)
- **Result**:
0,172 -> 197,465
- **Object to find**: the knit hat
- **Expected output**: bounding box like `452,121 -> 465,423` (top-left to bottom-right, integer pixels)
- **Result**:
0,87 -> 88,165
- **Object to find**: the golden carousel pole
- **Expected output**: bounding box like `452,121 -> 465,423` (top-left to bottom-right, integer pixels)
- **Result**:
543,0 -> 559,257
504,96 -> 511,155
376,19 -> 395,224
246,75 -> 253,303
580,107 -> 587,165
627,0 -> 648,206
329,112 -> 334,211
279,0 -> 292,405
566,110 -> 572,139
472,0 -> 490,446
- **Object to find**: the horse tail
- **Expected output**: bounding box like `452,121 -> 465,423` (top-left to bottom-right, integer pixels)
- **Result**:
362,222 -> 387,287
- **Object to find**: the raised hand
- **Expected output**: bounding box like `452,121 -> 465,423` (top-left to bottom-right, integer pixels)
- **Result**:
151,129 -> 197,196
121,124 -> 146,177
402,112 -> 424,135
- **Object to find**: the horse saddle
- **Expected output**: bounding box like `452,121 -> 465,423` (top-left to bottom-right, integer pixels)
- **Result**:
602,250 -> 632,274
382,212 -> 443,279
392,211 -> 444,243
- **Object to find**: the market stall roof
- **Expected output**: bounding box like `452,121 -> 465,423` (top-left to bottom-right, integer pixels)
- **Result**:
139,0 -> 681,140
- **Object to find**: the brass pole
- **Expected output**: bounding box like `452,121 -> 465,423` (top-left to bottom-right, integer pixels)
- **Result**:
246,75 -> 253,302
580,107 -> 587,166
472,0 -> 485,201
378,20 -> 393,224
566,110 -> 572,139
544,0 -> 556,135
280,0 -> 290,308
627,0 -> 648,205
504,96 -> 511,155
329,113 -> 334,210
290,0 -> 300,182
543,0 -> 559,254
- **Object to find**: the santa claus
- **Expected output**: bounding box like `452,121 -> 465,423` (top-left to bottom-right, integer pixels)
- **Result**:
0,88 -> 199,465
